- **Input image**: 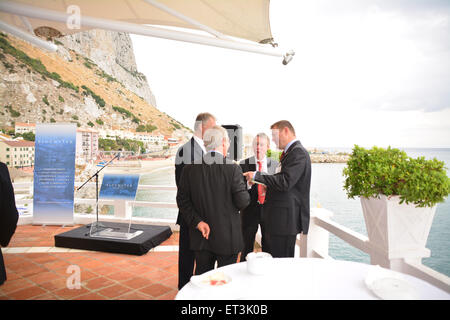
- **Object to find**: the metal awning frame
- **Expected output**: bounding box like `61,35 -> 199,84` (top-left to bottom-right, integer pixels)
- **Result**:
0,0 -> 294,64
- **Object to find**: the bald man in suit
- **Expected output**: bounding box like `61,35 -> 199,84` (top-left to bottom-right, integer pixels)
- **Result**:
175,112 -> 216,289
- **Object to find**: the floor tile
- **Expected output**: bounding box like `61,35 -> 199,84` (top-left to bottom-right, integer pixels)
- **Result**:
1,225 -> 181,300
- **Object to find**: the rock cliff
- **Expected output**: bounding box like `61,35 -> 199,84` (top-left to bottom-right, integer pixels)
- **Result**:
0,29 -> 190,139
58,29 -> 157,107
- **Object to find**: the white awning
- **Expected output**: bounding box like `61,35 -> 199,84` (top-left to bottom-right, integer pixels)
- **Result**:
0,0 -> 294,64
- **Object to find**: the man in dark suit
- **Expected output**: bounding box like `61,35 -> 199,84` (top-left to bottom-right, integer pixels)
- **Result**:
243,120 -> 311,258
0,162 -> 19,286
177,125 -> 250,275
175,112 -> 216,289
239,133 -> 278,259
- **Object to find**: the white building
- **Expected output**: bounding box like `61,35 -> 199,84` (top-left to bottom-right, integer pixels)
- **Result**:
76,128 -> 99,162
136,132 -> 164,144
0,140 -> 35,167
15,122 -> 36,135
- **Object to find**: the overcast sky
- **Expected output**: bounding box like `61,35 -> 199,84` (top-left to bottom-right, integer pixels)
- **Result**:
131,0 -> 450,149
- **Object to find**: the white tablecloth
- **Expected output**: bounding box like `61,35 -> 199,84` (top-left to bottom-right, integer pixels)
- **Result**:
176,258 -> 449,300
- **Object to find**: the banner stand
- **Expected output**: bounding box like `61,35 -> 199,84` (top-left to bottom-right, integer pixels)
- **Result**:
89,216 -> 143,240
33,123 -> 76,226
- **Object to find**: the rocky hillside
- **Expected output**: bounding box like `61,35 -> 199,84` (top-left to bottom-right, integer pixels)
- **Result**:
0,30 -> 191,139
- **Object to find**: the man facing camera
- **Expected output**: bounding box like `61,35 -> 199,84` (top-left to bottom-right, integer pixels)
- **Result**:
243,120 -> 311,258
239,133 -> 278,259
176,125 -> 250,275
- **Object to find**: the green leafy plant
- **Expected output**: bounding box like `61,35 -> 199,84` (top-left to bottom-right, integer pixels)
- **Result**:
81,85 -> 105,108
112,105 -> 140,124
343,145 -> 450,208
99,138 -> 143,153
267,149 -> 282,162
4,105 -> 20,117
136,123 -> 157,133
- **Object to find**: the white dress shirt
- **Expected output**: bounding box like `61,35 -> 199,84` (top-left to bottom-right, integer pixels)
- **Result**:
256,156 -> 268,173
193,135 -> 206,154
249,156 -> 268,189
284,139 -> 299,153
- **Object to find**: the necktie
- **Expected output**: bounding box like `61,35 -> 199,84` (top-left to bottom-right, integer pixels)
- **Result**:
257,161 -> 266,204
280,150 -> 286,161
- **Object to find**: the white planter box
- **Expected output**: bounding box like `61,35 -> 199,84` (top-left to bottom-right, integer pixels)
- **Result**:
361,195 -> 436,264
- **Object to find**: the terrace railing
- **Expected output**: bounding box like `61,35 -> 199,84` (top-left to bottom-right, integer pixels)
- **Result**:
13,182 -> 450,293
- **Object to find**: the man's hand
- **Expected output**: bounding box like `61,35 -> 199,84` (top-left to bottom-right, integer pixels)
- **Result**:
197,221 -> 210,240
243,171 -> 255,185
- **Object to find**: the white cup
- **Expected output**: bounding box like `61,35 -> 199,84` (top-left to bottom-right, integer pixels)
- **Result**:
246,252 -> 273,275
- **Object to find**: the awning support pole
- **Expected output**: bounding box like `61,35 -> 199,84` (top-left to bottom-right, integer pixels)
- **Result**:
0,19 -> 57,52
19,15 -> 35,35
143,0 -> 227,39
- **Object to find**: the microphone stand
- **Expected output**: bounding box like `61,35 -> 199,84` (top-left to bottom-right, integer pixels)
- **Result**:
77,153 -> 120,232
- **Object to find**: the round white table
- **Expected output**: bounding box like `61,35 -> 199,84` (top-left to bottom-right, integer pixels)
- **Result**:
176,258 -> 449,300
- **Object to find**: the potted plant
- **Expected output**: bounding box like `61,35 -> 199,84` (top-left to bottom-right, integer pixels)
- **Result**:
343,145 -> 450,266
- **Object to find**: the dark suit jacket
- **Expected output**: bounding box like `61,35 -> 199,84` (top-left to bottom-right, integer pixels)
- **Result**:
176,152 -> 250,255
239,156 -> 278,226
175,137 -> 204,224
0,162 -> 19,284
254,140 -> 311,235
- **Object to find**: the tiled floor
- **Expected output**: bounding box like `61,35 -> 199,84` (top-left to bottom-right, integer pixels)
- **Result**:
0,225 -> 180,300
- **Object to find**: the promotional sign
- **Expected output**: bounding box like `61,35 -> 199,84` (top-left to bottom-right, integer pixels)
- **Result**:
99,174 -> 140,201
33,123 -> 76,225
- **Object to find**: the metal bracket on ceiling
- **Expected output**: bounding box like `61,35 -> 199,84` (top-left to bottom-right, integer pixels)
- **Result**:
0,19 -> 57,52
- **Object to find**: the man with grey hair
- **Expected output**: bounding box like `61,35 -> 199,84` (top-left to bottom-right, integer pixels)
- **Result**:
177,125 -> 250,275
239,133 -> 278,259
175,112 -> 216,289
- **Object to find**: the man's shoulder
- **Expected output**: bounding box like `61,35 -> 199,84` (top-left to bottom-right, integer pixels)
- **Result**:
0,162 -> 8,176
239,156 -> 255,165
268,156 -> 279,165
288,142 -> 311,164
225,158 -> 240,167
176,138 -> 204,162
177,138 -> 193,150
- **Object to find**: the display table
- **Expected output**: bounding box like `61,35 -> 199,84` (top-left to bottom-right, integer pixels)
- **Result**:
176,258 -> 449,300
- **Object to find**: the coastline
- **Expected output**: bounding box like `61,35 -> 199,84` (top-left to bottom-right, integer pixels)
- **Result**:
103,157 -> 175,174
14,154 -> 349,183
310,154 -> 349,163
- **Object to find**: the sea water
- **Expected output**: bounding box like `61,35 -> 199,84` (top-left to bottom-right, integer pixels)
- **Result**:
134,148 -> 450,277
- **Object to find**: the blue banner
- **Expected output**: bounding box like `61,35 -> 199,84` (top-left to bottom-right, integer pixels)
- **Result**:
33,123 -> 76,225
99,174 -> 140,201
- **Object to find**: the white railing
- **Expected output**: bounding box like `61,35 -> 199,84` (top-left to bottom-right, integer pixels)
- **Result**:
13,182 -> 450,293
297,208 -> 450,293
14,182 -> 179,229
